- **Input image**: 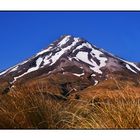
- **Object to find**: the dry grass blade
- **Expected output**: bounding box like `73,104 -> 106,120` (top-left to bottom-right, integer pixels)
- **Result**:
0,81 -> 140,129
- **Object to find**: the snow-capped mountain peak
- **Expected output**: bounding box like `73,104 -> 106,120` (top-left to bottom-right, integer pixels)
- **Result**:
0,35 -> 140,87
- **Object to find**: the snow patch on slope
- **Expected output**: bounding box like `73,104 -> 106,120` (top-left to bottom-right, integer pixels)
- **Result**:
126,64 -> 137,73
108,54 -> 140,73
49,37 -> 80,66
0,65 -> 19,76
76,45 -> 108,74
10,66 -> 19,72
12,57 -> 43,83
36,45 -> 53,57
94,80 -> 98,85
91,73 -> 96,77
28,57 -> 43,73
58,36 -> 70,47
123,60 -> 140,72
73,72 -> 85,77
0,68 -> 10,76
43,53 -> 52,66
76,52 -> 93,65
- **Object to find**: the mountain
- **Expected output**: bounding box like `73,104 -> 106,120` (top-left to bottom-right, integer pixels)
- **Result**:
0,35 -> 140,95
136,62 -> 140,68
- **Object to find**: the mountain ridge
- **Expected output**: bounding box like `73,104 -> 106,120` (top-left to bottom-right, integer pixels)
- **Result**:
0,35 -> 140,95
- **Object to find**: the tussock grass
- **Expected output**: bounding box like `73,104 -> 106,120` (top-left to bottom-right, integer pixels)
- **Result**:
0,83 -> 140,129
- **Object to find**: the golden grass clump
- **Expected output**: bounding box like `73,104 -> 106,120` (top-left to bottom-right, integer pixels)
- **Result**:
0,81 -> 140,129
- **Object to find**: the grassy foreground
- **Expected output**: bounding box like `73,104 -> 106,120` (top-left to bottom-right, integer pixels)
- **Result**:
0,84 -> 140,129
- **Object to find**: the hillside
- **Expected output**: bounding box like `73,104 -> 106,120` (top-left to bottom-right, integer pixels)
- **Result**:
0,35 -> 140,129
0,35 -> 140,97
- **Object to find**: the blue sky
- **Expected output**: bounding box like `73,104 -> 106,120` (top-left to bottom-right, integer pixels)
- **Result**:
0,11 -> 140,71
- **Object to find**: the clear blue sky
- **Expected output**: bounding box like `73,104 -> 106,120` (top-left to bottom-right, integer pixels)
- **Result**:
0,11 -> 140,71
